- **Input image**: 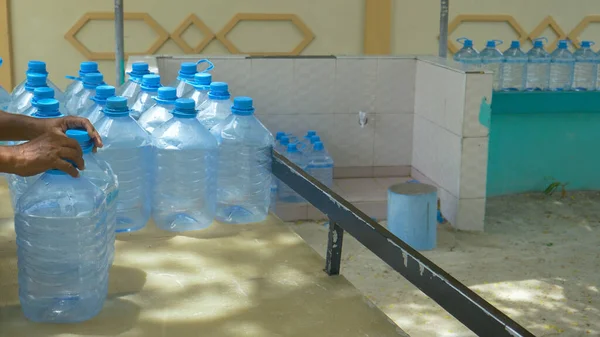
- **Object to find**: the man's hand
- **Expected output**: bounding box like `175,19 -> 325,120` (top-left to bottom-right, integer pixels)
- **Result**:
7,133 -> 84,178
33,116 -> 103,151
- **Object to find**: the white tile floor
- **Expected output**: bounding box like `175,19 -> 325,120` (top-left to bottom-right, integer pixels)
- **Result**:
275,176 -> 412,221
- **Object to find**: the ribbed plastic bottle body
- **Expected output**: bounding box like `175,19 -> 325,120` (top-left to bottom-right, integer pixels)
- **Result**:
212,115 -> 274,224
118,79 -> 144,106
15,173 -> 108,323
307,149 -> 334,188
95,115 -> 152,232
198,98 -> 232,131
169,77 -> 195,98
185,88 -> 210,109
573,47 -> 598,91
13,79 -> 63,103
66,88 -> 97,116
151,117 -> 218,231
8,90 -> 37,114
130,91 -> 157,120
526,47 -> 551,91
500,47 -> 528,91
480,47 -> 504,90
549,48 -> 575,91
82,153 -> 118,264
82,103 -> 105,125
64,81 -> 84,103
453,47 -> 481,71
138,103 -> 175,134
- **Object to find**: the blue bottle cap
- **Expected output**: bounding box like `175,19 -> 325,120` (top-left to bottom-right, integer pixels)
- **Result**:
463,39 -> 473,48
287,143 -> 299,153
33,87 -> 54,99
0,57 -> 3,67
35,98 -> 61,115
558,40 -> 569,49
27,60 -> 47,74
131,62 -> 149,74
156,86 -> 178,103
95,85 -> 116,100
510,40 -> 520,48
280,136 -> 290,146
194,72 -> 212,85
533,40 -> 544,48
140,74 -> 161,92
231,96 -> 254,116
486,40 -> 497,48
310,135 -> 321,144
80,61 -> 98,73
103,96 -> 130,116
208,82 -> 230,100
26,73 -> 48,87
83,72 -> 104,85
179,62 -> 197,75
313,141 -> 324,151
306,130 -> 317,138
172,98 -> 197,118
276,131 -> 286,140
581,41 -> 593,48
65,129 -> 93,152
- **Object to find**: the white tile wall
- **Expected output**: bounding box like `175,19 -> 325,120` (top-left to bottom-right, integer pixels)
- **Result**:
459,137 -> 489,199
334,58 -> 378,114
293,58 -> 336,115
414,61 -> 466,136
375,58 -> 416,114
463,73 -> 493,137
248,59 -> 295,115
373,114 -> 413,166
412,115 -> 461,197
210,57 -> 252,97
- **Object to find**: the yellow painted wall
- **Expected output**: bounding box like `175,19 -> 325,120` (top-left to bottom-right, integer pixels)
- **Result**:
8,0 -> 600,89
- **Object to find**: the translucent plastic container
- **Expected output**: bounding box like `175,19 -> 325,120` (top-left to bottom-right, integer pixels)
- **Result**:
184,72 -> 212,109
278,143 -> 307,203
549,40 -> 575,91
453,37 -> 481,71
7,73 -> 49,114
95,96 -> 152,232
8,99 -> 64,208
197,82 -> 232,131
212,97 -> 274,224
118,62 -> 152,106
138,86 -> 177,134
151,98 -> 218,231
64,61 -> 100,104
15,130 -> 108,323
130,74 -> 161,120
526,38 -> 551,91
69,129 -> 118,264
307,141 -> 334,188
573,40 -> 599,91
81,85 -> 116,124
480,40 -> 504,91
12,60 -> 64,103
22,87 -> 69,117
169,59 -> 214,97
500,41 -> 527,91
66,73 -> 104,116
0,57 -> 10,110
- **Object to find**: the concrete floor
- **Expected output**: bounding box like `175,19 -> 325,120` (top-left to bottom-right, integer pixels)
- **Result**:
292,192 -> 600,337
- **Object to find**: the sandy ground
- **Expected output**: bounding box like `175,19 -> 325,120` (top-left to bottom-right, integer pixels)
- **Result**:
291,192 -> 600,337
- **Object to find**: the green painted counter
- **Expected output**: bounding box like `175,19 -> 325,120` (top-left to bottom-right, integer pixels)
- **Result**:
487,91 -> 600,196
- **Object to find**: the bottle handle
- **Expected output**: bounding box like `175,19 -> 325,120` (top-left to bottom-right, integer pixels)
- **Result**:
534,37 -> 548,44
65,75 -> 81,81
493,39 -> 503,46
197,59 -> 214,73
456,37 -> 468,45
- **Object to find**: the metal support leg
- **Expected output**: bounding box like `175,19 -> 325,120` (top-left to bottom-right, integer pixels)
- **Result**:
325,219 -> 344,276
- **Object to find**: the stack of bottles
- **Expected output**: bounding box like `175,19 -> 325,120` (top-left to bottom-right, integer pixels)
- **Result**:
454,37 -> 600,92
5,58 -> 288,323
272,130 -> 335,204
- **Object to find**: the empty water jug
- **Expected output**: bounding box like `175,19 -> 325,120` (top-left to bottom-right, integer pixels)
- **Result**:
66,73 -> 104,116
81,85 -> 116,124
14,129 -> 108,323
212,97 -> 274,224
307,141 -> 334,188
197,82 -> 232,131
138,86 -> 178,134
480,40 -> 504,90
95,97 -> 152,232
169,59 -> 214,97
118,62 -> 152,105
151,98 -> 218,231
453,37 -> 481,71
12,60 -> 64,103
278,143 -> 307,203
130,74 -> 161,120
22,87 -> 69,117
7,73 -> 49,114
573,41 -> 599,91
549,40 -> 575,91
526,38 -> 551,91
184,72 -> 212,109
64,62 -> 100,104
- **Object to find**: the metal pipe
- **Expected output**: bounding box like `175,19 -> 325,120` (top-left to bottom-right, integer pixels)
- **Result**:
439,0 -> 449,58
114,0 -> 125,86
